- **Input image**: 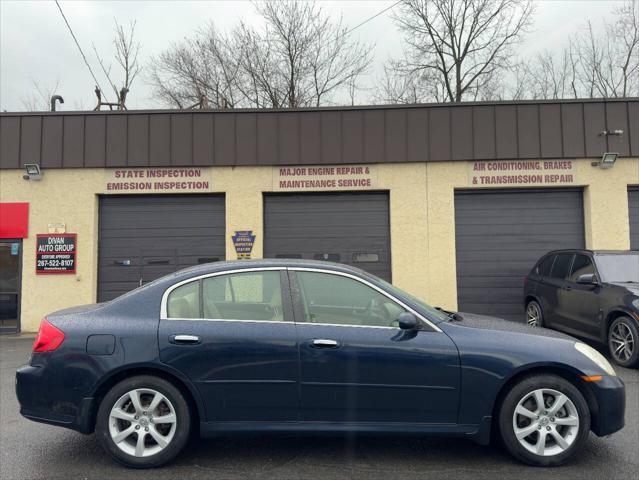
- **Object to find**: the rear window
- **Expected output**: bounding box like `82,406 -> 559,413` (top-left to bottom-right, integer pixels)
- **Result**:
536,255 -> 555,276
549,253 -> 573,279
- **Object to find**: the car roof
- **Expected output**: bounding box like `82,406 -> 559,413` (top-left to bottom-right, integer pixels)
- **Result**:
542,249 -> 639,256
168,258 -> 376,280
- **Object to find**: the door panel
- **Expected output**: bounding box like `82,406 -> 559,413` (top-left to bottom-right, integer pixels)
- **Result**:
159,270 -> 299,422
544,253 -> 574,328
0,240 -> 21,333
98,195 -> 225,301
264,192 -> 392,281
291,270 -> 460,424
455,189 -> 585,321
556,254 -> 600,339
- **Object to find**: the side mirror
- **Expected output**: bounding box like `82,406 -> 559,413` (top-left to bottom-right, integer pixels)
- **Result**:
576,273 -> 599,285
398,312 -> 419,330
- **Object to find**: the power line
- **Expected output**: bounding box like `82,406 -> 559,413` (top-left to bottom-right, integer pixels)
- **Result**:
343,0 -> 402,37
54,0 -> 110,103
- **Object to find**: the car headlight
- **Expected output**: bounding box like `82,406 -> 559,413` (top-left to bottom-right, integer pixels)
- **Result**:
574,342 -> 616,376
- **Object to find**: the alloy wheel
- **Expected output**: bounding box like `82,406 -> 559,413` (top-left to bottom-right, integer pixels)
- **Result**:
108,388 -> 177,458
526,303 -> 541,327
609,321 -> 635,364
512,388 -> 579,457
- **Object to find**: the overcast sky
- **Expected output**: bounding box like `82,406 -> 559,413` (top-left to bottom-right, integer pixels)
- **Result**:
0,0 -> 624,112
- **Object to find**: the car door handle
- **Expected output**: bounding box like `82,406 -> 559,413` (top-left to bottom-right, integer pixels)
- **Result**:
310,339 -> 339,348
169,334 -> 201,345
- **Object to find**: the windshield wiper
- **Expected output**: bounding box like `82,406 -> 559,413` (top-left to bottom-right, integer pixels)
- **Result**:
435,306 -> 464,322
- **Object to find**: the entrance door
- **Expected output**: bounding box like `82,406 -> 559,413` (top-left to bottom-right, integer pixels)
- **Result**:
0,239 -> 22,333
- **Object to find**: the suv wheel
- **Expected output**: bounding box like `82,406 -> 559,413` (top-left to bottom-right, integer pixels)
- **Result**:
498,374 -> 590,467
526,300 -> 543,327
96,375 -> 191,468
608,316 -> 639,368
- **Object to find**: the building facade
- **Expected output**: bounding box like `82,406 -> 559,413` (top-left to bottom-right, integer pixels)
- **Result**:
1,99 -> 638,333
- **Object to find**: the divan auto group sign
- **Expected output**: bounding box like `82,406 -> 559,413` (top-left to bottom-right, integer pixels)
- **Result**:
468,160 -> 577,187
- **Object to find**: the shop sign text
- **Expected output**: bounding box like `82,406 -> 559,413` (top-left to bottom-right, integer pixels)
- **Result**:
274,165 -> 377,191
36,234 -> 77,274
468,160 -> 577,187
105,168 -> 211,193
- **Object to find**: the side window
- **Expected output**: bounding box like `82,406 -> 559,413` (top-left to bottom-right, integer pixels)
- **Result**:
202,271 -> 284,322
296,271 -> 406,328
167,281 -> 200,319
536,255 -> 555,277
569,254 -> 595,282
549,253 -> 573,280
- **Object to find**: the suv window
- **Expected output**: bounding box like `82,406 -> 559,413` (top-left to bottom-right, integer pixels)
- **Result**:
569,254 -> 595,282
537,255 -> 555,276
296,271 -> 406,328
549,253 -> 573,280
202,271 -> 284,321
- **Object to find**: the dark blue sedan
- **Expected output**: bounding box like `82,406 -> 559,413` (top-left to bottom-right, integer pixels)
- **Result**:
16,260 -> 625,468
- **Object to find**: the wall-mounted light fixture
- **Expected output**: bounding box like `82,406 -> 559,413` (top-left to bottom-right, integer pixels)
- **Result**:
23,164 -> 42,181
591,152 -> 618,169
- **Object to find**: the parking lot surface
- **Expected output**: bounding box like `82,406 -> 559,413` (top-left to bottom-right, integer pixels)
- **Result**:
1,335 -> 637,480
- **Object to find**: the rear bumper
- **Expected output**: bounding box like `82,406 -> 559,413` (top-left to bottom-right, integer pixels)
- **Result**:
589,375 -> 625,437
16,364 -> 95,434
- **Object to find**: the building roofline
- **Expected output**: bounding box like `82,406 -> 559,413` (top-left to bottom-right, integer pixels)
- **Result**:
2,97 -> 637,117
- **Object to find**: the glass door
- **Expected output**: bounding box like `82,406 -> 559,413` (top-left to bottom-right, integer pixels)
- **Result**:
0,239 -> 22,333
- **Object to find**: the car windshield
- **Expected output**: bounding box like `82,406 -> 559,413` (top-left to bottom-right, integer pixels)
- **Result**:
595,254 -> 639,283
376,278 -> 451,322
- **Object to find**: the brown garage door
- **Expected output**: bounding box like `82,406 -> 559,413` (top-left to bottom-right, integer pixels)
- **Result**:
454,188 -> 585,321
98,195 -> 225,302
264,192 -> 391,281
630,187 -> 639,250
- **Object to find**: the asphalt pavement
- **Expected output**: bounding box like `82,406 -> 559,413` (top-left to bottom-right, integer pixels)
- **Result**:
1,335 -> 637,480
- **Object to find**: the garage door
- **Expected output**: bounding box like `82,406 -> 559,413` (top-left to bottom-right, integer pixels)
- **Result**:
264,192 -> 391,281
98,195 -> 225,302
455,189 -> 585,321
630,187 -> 639,250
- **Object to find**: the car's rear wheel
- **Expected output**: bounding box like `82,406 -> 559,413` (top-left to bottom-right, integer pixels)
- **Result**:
498,374 -> 590,467
526,300 -> 543,327
96,375 -> 191,468
608,316 -> 639,368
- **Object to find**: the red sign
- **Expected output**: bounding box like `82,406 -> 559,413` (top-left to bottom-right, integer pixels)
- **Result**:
36,234 -> 77,274
0,202 -> 29,238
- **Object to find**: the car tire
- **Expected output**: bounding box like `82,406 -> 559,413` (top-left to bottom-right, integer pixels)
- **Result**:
526,300 -> 544,327
498,374 -> 590,467
608,316 -> 639,368
96,375 -> 191,468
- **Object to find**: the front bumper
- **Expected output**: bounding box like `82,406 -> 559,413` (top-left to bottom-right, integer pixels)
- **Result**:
16,364 -> 95,434
588,375 -> 625,436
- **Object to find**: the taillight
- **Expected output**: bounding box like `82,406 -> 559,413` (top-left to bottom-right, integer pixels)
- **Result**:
523,276 -> 528,287
33,318 -> 65,352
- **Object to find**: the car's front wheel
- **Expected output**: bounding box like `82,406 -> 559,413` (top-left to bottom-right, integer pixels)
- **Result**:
498,374 -> 590,467
608,316 -> 639,368
96,375 -> 191,468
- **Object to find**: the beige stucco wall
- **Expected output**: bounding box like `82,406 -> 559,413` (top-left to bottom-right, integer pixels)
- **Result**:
1,157 -> 638,332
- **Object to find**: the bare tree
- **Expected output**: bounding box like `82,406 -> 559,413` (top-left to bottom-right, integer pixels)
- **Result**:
517,0 -> 638,100
380,0 -> 534,103
21,79 -> 61,111
93,19 -> 141,108
576,0 -> 639,98
148,0 -> 373,108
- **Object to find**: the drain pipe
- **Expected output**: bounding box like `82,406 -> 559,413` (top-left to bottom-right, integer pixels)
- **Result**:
50,95 -> 64,112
